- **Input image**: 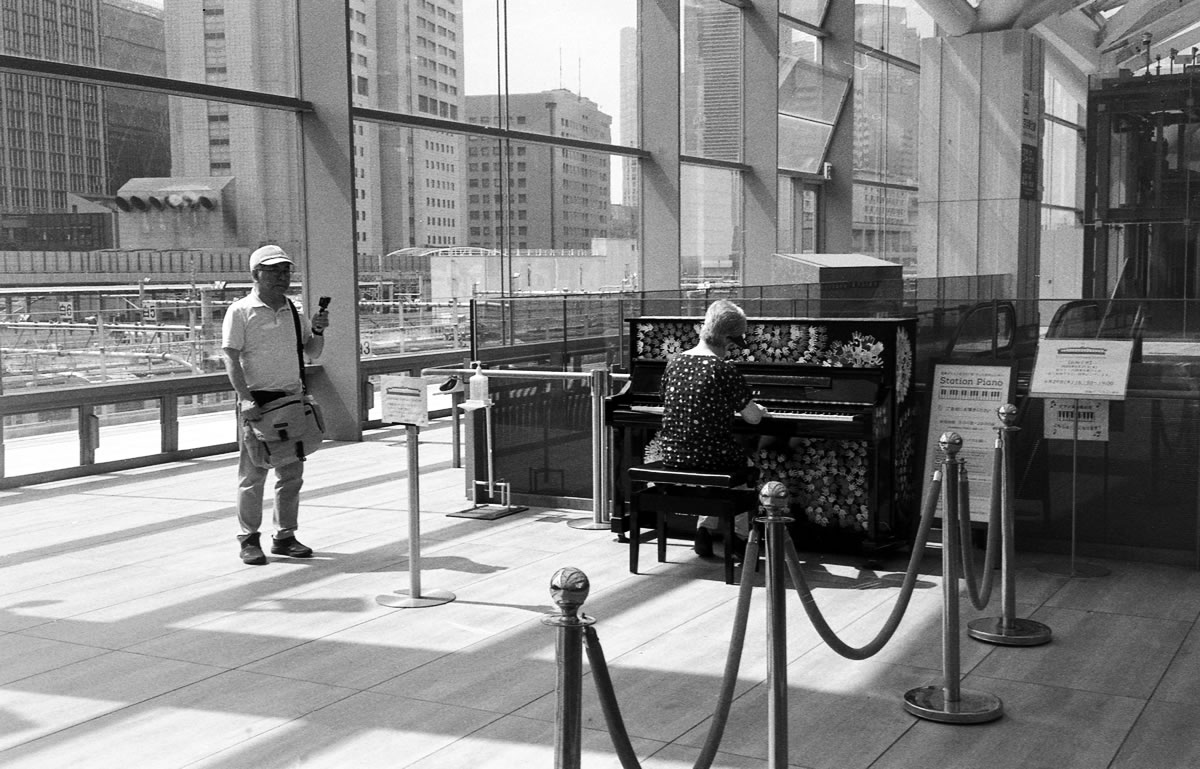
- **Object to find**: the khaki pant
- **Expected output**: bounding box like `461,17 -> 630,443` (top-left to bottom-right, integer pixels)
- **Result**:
236,424 -> 304,537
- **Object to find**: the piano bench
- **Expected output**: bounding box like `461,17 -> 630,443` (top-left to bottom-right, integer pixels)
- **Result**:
628,462 -> 757,585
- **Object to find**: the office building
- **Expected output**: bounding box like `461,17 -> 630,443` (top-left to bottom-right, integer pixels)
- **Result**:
464,89 -> 611,253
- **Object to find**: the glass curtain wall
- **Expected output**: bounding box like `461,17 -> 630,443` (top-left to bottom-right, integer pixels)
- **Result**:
1041,52 -> 1086,304
347,0 -> 638,353
852,0 -> 933,274
680,0 -> 744,289
0,0 -> 305,397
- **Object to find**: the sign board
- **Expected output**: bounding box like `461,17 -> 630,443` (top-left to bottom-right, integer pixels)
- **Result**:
1044,398 -> 1109,441
58,302 -> 74,322
1029,339 -> 1134,400
922,363 -> 1015,523
381,375 -> 429,427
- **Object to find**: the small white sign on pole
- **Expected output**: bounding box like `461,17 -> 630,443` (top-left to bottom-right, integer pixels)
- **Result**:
1029,340 -> 1134,400
381,375 -> 429,426
1044,398 -> 1109,441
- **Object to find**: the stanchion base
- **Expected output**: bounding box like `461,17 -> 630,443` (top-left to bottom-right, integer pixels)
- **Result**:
447,505 -> 528,521
375,589 -> 456,609
903,686 -> 1003,724
567,519 -> 610,530
1037,560 -> 1111,578
967,616 -> 1052,646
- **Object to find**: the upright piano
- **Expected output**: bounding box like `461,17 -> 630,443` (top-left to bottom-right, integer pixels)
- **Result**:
606,315 -> 918,554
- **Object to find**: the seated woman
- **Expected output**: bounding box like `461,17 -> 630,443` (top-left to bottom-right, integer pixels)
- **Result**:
659,299 -> 768,559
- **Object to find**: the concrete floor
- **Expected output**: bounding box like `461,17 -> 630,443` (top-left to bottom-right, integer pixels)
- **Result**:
1,420 -> 1198,768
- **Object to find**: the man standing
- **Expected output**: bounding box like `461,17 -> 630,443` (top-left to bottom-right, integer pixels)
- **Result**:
222,244 -> 330,565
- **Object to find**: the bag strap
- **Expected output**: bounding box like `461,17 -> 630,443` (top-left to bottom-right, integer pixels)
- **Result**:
287,298 -> 308,394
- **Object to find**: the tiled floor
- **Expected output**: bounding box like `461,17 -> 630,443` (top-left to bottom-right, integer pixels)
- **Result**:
1,420 -> 1199,768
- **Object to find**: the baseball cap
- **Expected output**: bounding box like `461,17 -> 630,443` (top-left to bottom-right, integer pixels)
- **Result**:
249,244 -> 295,270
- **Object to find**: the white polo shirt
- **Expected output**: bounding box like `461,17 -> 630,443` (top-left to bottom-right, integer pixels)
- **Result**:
221,290 -> 312,393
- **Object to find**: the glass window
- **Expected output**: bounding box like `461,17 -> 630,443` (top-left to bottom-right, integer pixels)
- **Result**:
778,176 -> 819,253
681,0 -> 744,162
399,0 -> 638,149
681,164 -> 742,287
779,114 -> 832,174
852,54 -> 918,187
780,0 -> 831,27
0,85 -> 303,388
7,1 -> 300,97
1043,121 -> 1080,210
780,21 -> 821,66
854,0 -> 934,64
852,183 -> 917,271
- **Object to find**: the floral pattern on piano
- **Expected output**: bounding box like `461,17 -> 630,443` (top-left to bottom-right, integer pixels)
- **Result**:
753,440 -> 871,531
636,320 -> 890,368
635,321 -> 700,360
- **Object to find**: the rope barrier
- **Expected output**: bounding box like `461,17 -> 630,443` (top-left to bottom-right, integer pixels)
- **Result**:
548,422 -> 1036,764
580,528 -> 763,769
779,469 -> 941,660
954,441 -> 1001,610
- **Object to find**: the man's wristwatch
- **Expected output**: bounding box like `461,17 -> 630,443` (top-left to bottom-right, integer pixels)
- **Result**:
312,330 -> 324,336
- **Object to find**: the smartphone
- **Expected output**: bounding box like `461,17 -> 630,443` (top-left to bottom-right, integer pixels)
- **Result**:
318,296 -> 332,311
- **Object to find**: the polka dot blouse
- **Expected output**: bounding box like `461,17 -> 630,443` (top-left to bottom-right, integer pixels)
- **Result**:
660,353 -> 753,471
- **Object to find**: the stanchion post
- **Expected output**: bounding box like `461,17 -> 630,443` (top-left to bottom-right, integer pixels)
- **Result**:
376,424 -> 456,609
904,432 -> 1003,724
543,567 -> 596,769
757,482 -> 793,768
570,368 -> 611,530
968,404 -> 1052,646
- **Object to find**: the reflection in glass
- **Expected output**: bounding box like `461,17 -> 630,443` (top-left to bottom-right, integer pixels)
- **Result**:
682,0 -> 744,162
854,0 -> 933,64
779,177 -> 820,254
852,54 -> 918,187
778,51 -> 846,124
779,114 -> 832,174
1043,121 -> 1081,210
852,184 -> 917,271
682,164 -> 742,287
780,0 -> 830,26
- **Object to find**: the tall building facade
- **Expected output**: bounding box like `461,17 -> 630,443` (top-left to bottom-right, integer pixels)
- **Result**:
163,0 -> 302,250
100,0 -> 169,196
0,0 -> 107,215
358,0 -> 466,258
464,89 -> 611,252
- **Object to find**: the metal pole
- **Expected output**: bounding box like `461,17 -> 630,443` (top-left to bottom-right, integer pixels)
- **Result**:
1039,399 -> 1111,578
407,423 -> 423,599
450,389 -> 463,469
904,432 -> 1003,724
942,438 -> 962,705
543,567 -> 595,769
571,368 -> 611,530
969,404 -> 1052,646
376,424 -> 455,609
762,493 -> 791,768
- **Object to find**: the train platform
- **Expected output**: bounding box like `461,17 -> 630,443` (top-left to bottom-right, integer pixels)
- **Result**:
0,419 -> 1198,768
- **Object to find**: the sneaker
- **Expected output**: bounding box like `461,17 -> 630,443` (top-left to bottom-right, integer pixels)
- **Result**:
238,532 -> 267,565
271,535 -> 314,558
694,527 -> 714,558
